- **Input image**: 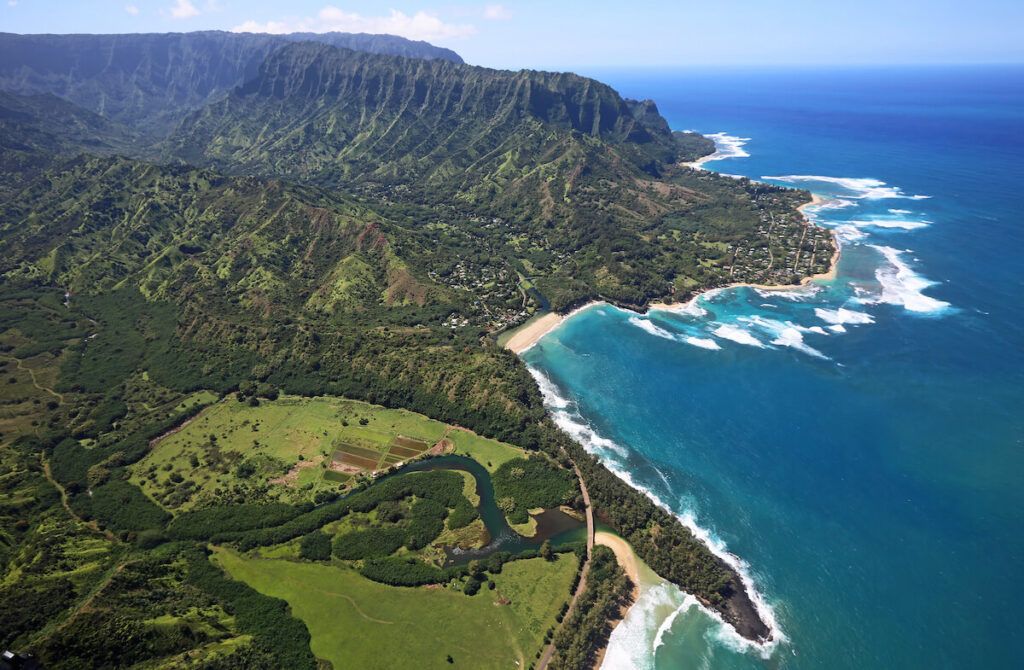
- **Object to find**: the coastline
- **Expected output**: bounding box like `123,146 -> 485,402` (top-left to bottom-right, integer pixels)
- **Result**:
503,301 -> 604,354
503,190 -> 839,645
649,192 -> 839,311
505,191 -> 838,354
596,530 -> 645,597
592,531 -> 657,670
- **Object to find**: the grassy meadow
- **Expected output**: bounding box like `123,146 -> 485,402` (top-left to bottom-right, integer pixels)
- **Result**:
213,548 -> 577,669
131,395 -> 524,511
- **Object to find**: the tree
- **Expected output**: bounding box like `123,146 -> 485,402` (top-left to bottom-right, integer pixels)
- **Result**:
540,540 -> 554,561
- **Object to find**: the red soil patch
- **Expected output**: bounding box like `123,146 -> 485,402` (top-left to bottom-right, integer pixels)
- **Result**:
269,454 -> 324,486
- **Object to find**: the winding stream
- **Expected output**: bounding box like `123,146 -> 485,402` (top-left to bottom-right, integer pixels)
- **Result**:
399,455 -> 586,564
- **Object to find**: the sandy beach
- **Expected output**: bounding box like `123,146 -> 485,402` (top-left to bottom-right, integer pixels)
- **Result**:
503,302 -> 603,354
505,193 -> 838,351
503,312 -> 564,354
596,531 -> 643,596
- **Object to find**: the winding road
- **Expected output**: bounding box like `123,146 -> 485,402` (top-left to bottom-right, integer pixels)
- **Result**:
536,462 -> 594,670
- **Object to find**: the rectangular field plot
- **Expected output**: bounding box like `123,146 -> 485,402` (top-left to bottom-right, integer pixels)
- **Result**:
332,451 -> 380,471
392,436 -> 431,450
334,443 -> 384,461
386,444 -> 425,459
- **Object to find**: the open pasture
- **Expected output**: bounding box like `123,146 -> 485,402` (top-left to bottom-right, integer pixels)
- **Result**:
132,395 -> 524,510
213,548 -> 577,670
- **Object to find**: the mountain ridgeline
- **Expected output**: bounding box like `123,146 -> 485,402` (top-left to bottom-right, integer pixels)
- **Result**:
0,31 -> 462,135
169,41 -> 688,185
0,31 -> 825,665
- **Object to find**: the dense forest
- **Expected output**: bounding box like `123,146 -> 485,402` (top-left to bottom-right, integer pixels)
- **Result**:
0,28 -> 826,666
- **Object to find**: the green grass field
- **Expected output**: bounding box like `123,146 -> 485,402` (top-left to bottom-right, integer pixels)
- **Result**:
131,395 -> 524,510
213,548 -> 577,670
446,428 -> 524,472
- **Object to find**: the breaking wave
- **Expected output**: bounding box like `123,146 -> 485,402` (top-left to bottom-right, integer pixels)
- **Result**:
742,316 -> 829,360
861,246 -> 951,314
845,217 -> 931,230
814,307 -> 875,325
628,316 -> 677,341
762,175 -> 930,200
712,324 -> 765,348
703,132 -> 751,161
527,367 -> 784,660
686,336 -> 722,350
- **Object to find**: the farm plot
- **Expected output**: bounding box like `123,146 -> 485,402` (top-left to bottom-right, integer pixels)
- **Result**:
132,395 -> 525,510
328,435 -> 434,475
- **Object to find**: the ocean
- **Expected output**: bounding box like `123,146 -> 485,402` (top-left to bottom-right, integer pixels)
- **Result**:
521,66 -> 1024,668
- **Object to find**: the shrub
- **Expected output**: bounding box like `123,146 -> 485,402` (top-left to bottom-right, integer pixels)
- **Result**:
333,527 -> 405,560
299,532 -> 332,561
84,480 -> 169,532
492,457 -> 576,524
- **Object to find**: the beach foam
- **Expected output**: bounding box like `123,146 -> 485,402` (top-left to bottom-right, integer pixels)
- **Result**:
834,224 -> 868,243
628,316 -> 677,341
763,175 -> 929,200
529,365 -> 784,658
755,285 -> 822,301
712,324 -> 765,348
686,336 -> 722,350
650,299 -> 708,318
743,316 -> 829,359
604,580 -> 694,670
861,246 -> 951,314
528,367 -> 628,459
814,307 -> 875,325
704,132 -> 751,161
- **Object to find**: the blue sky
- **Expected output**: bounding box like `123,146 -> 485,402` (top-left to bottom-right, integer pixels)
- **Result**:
2,1 -> 1022,69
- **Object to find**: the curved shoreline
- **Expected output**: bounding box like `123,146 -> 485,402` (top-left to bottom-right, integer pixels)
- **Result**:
504,191 -> 839,355
504,191 -> 839,647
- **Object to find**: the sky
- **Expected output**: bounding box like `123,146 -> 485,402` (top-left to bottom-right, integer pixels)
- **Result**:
2,0 -> 1023,70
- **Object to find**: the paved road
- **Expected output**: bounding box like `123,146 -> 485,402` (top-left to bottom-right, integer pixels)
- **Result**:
536,462 -> 594,670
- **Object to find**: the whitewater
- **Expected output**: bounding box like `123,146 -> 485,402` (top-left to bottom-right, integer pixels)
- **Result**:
520,65 -> 1024,669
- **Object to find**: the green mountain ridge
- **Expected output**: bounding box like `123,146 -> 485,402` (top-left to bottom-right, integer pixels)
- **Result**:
0,31 -> 830,667
167,42 -> 806,308
167,41 -> 684,182
0,31 -> 462,136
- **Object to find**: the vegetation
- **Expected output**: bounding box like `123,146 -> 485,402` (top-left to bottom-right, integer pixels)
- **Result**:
549,545 -> 633,670
298,531 -> 332,561
0,27 -> 825,664
214,549 -> 577,670
492,456 -> 577,524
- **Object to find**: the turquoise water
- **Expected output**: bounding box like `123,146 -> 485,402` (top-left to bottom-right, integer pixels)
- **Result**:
523,67 -> 1024,668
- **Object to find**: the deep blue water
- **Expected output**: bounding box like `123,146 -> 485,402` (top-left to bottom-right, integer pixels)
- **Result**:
522,67 -> 1024,669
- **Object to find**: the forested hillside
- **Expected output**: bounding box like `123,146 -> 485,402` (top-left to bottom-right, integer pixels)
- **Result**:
0,31 -> 824,667
0,31 -> 461,136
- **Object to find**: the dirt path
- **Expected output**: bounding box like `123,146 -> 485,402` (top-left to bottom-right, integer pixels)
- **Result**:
41,456 -> 118,542
536,461 -> 594,670
2,354 -> 64,404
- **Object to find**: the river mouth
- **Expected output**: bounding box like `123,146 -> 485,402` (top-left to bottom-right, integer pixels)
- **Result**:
398,454 -> 586,565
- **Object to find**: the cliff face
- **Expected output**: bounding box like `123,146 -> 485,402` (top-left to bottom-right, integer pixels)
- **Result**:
0,31 -> 462,134
168,42 -> 680,185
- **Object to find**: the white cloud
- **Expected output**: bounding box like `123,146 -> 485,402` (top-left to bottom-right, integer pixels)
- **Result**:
169,0 -> 200,19
232,7 -> 476,41
8,0 -> 17,7
125,4 -> 139,15
483,4 -> 511,21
